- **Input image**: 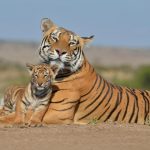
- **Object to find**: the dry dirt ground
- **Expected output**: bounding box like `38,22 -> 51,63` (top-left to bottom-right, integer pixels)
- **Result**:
0,123 -> 150,150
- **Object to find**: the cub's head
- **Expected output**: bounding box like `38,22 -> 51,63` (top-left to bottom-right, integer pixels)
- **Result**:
26,63 -> 59,91
39,18 -> 94,72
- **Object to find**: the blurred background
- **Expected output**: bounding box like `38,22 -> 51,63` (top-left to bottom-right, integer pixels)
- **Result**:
0,0 -> 150,98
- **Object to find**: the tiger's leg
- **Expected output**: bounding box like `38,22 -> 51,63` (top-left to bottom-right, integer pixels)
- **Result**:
0,108 -> 5,116
43,90 -> 80,125
13,99 -> 26,126
27,106 -> 49,127
0,112 -> 16,124
0,86 -> 24,125
0,102 -> 4,116
24,108 -> 34,124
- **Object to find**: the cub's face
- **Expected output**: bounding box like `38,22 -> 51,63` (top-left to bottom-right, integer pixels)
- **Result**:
39,18 -> 94,72
26,64 -> 59,91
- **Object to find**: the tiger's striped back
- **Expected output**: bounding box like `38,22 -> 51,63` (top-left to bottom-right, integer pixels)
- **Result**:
51,60 -> 150,125
74,61 -> 150,124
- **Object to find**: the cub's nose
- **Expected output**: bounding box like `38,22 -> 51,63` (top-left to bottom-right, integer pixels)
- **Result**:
37,82 -> 43,87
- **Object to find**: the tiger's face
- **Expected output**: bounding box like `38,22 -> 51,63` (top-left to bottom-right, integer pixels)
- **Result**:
39,18 -> 94,72
26,63 -> 59,91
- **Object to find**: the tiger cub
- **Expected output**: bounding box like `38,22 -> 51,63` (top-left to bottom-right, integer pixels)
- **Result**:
0,63 -> 59,126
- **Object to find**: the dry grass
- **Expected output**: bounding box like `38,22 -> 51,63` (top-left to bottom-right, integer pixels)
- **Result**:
0,60 -> 29,98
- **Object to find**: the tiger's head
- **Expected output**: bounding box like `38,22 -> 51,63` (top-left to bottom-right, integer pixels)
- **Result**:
26,63 -> 59,93
39,18 -> 94,72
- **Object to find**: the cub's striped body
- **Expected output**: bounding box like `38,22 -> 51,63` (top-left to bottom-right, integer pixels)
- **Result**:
38,18 -> 150,125
1,86 -> 25,115
0,64 -> 59,126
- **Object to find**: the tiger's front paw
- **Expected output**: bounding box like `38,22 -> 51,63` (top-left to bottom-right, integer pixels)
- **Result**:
0,116 -> 11,124
27,119 -> 42,127
13,119 -> 25,128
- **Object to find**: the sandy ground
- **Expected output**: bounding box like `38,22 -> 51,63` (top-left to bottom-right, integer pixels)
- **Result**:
0,123 -> 150,150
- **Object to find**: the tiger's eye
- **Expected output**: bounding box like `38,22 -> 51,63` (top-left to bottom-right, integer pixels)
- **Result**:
51,36 -> 58,42
69,42 -> 76,46
44,74 -> 48,78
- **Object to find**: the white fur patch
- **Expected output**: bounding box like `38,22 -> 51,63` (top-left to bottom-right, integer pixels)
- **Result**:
60,53 -> 68,62
70,52 -> 84,72
0,98 -> 4,109
50,61 -> 64,69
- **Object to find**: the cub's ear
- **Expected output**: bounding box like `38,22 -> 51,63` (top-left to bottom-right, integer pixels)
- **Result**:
81,35 -> 94,46
51,65 -> 60,80
26,63 -> 35,74
41,18 -> 56,33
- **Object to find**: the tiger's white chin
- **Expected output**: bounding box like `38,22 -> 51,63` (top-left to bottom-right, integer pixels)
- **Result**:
50,60 -> 64,69
50,53 -> 84,73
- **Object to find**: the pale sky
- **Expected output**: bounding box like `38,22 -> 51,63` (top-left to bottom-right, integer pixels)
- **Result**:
0,0 -> 150,48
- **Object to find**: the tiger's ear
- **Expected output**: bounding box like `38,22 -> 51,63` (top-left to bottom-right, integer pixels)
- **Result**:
41,18 -> 56,34
51,65 -> 60,80
81,35 -> 94,46
26,63 -> 35,74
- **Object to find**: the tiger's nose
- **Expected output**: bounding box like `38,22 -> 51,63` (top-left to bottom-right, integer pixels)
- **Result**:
55,49 -> 62,55
55,49 -> 67,56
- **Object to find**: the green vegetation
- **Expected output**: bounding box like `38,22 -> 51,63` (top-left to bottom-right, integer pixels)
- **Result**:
0,60 -> 29,98
95,65 -> 150,90
134,66 -> 150,90
88,118 -> 99,125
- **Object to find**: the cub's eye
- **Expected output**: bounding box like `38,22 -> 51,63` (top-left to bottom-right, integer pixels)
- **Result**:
44,74 -> 48,78
34,74 -> 38,78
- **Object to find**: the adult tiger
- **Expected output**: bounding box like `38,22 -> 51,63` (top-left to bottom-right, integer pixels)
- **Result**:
39,18 -> 150,125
